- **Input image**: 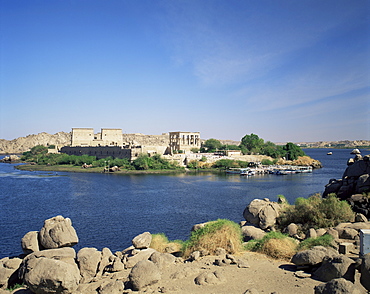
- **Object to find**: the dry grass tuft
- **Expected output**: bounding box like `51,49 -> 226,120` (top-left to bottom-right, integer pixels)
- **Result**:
261,237 -> 297,260
183,219 -> 243,257
150,233 -> 183,254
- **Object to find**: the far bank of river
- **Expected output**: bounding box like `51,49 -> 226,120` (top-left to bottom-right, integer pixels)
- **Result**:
0,148 -> 368,259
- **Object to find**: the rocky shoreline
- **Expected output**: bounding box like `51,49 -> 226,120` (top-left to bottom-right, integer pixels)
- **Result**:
1,210 -> 370,293
1,150 -> 370,294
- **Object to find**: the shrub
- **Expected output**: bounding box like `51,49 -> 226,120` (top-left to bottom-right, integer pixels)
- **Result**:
261,237 -> 297,260
298,234 -> 334,251
187,160 -> 199,169
150,233 -> 183,254
261,158 -> 274,165
183,219 -> 243,257
277,194 -> 355,231
212,159 -> 238,169
244,231 -> 297,260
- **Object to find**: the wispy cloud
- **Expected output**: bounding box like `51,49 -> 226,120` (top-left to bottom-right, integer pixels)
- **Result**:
161,1 -> 368,87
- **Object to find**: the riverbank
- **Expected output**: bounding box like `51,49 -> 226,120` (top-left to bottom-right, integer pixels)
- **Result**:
2,213 -> 369,294
15,163 -> 223,175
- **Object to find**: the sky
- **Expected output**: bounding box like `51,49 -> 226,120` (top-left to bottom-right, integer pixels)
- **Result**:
0,0 -> 369,143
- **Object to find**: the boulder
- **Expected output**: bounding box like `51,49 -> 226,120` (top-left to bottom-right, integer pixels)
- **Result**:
149,251 -> 176,270
357,174 -> 370,193
326,228 -> 339,240
77,247 -> 101,283
323,179 -> 343,197
20,248 -> 80,294
313,255 -> 356,282
335,222 -> 370,231
97,279 -> 125,294
124,248 -> 157,269
20,247 -> 77,266
132,232 -> 152,249
38,215 -> 78,249
286,223 -> 299,237
0,257 -> 22,290
314,278 -> 354,294
307,228 -> 317,239
192,222 -> 209,231
128,260 -> 161,291
109,256 -> 125,272
339,228 -> 358,240
241,225 -> 266,241
194,270 -> 225,285
189,251 -> 201,261
96,247 -> 113,277
21,231 -> 40,254
355,213 -> 368,222
316,228 -> 327,237
351,149 -> 361,154
360,253 -> 370,291
291,246 -> 337,266
343,159 -> 370,179
243,198 -> 280,230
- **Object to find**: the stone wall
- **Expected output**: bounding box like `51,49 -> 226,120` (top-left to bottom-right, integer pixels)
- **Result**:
60,146 -> 132,160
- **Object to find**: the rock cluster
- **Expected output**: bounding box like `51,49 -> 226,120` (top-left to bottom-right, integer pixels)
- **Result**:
0,216 -> 249,294
242,196 -> 370,293
0,155 -> 20,163
324,150 -> 370,217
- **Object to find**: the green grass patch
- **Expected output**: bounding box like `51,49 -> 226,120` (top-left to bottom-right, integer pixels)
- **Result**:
298,234 -> 334,251
7,283 -> 23,291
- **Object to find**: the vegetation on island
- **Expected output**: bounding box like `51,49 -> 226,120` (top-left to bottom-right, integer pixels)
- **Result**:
21,146 -> 182,171
201,133 -> 305,160
19,133 -> 309,173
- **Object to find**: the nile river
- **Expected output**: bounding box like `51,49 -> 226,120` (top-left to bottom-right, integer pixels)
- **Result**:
0,148 -> 367,258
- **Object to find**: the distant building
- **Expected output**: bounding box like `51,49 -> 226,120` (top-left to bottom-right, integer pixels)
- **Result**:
61,128 -> 201,161
71,128 -> 123,147
169,131 -> 201,154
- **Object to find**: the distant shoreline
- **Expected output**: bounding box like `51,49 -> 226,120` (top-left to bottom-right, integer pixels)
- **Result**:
15,164 -> 220,175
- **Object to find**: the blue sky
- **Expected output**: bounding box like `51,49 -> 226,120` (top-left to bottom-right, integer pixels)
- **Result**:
1,0 -> 369,142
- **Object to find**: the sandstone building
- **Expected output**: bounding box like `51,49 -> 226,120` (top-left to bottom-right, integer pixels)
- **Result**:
60,128 -> 201,161
169,131 -> 200,154
71,128 -> 123,147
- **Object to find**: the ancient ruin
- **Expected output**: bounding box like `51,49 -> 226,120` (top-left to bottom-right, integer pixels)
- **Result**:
60,128 -> 201,161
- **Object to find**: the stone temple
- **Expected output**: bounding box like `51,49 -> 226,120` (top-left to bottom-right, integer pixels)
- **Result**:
60,128 -> 201,162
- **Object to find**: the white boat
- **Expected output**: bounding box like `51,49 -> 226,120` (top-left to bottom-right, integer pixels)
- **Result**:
240,168 -> 255,176
327,152 -> 333,155
295,166 -> 313,173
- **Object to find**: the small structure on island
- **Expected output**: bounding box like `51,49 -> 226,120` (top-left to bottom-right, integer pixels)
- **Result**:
169,131 -> 201,154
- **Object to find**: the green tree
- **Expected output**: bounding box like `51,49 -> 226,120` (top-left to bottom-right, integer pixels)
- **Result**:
240,133 -> 264,154
220,144 -> 240,150
261,141 -> 284,158
133,154 -> 151,170
283,142 -> 306,160
30,145 -> 48,155
212,159 -> 239,169
201,139 -> 223,153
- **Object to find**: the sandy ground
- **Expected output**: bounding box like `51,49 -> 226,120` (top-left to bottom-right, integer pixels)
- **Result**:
7,251 -> 367,294
135,251 -> 367,294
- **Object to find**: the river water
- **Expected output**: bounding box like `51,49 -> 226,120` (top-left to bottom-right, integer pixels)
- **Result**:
0,148 -> 368,258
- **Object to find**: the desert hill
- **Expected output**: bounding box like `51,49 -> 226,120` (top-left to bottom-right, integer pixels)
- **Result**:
0,131 -> 368,154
